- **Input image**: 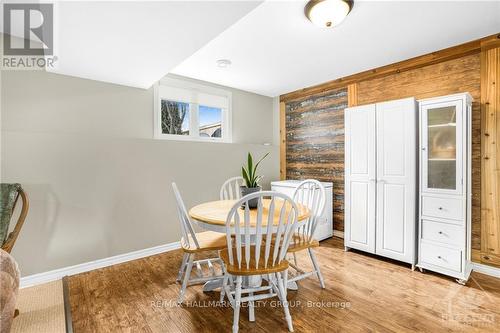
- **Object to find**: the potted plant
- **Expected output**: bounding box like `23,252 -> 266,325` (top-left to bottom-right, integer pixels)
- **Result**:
241,152 -> 269,208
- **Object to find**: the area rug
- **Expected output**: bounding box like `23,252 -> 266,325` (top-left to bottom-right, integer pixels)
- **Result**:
11,280 -> 66,333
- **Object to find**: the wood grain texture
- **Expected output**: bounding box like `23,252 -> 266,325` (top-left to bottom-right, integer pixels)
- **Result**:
188,199 -> 310,227
347,83 -> 358,107
280,101 -> 286,180
280,33 -> 500,103
481,45 -> 500,267
68,237 -> 500,333
284,88 -> 348,232
358,54 -> 482,253
181,231 -> 227,253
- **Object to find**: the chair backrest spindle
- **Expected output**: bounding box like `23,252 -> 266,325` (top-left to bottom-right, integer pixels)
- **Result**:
220,176 -> 245,200
292,180 -> 326,243
225,191 -> 299,270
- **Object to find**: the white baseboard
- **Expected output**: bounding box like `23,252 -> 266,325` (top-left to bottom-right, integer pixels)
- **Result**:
20,241 -> 181,288
472,262 -> 500,279
333,230 -> 344,239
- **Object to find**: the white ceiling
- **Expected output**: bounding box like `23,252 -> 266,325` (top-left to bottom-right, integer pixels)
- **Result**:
2,1 -> 262,89
172,0 -> 500,97
2,1 -> 498,95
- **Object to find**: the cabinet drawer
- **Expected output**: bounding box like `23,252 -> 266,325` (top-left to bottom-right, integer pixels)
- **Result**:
421,220 -> 464,247
420,242 -> 462,272
422,196 -> 463,221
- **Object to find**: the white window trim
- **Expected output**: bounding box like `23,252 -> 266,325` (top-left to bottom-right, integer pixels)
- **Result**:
154,78 -> 232,143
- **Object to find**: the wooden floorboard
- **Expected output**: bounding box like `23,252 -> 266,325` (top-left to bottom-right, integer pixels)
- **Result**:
68,238 -> 500,332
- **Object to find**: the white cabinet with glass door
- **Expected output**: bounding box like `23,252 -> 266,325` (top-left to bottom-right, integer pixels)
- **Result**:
417,93 -> 473,284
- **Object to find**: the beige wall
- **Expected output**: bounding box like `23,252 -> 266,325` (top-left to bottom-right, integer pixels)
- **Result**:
1,70 -> 278,276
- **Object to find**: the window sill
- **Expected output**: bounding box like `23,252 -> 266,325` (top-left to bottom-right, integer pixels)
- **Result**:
154,134 -> 232,144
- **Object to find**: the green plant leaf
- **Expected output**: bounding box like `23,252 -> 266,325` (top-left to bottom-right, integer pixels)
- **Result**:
247,152 -> 253,183
254,175 -> 263,187
253,152 -> 269,175
242,167 -> 250,187
242,152 -> 269,188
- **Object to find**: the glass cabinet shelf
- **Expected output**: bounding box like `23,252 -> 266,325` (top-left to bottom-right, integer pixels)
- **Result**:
428,123 -> 456,128
428,158 -> 456,161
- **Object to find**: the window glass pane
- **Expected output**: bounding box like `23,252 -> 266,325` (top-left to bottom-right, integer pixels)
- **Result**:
199,105 -> 222,138
161,100 -> 190,135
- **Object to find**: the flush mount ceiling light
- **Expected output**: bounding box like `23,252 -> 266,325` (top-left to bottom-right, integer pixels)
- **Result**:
305,0 -> 353,28
216,59 -> 232,68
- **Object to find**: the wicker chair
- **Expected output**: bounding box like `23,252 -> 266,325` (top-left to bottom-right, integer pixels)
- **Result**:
1,184 -> 29,253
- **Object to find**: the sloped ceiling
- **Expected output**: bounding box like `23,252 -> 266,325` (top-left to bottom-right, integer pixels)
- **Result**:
2,1 -> 499,95
1,1 -> 262,89
172,1 -> 500,96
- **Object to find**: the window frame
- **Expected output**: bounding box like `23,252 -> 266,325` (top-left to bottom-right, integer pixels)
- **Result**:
154,78 -> 232,143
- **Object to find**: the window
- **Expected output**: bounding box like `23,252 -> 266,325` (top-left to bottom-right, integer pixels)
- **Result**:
161,101 -> 190,135
154,80 -> 232,142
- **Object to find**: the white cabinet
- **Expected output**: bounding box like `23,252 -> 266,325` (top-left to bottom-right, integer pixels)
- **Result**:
344,97 -> 417,266
271,180 -> 333,241
344,104 -> 376,253
417,93 -> 473,284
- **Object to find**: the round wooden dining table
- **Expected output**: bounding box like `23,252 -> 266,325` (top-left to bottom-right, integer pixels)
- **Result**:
188,198 -> 311,291
188,198 -> 311,233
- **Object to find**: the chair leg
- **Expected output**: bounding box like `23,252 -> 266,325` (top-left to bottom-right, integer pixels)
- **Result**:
248,292 -> 255,322
178,254 -> 194,304
220,272 -> 229,303
293,253 -> 298,266
232,276 -> 242,333
177,253 -> 189,282
283,269 -> 288,298
276,272 -> 294,332
308,248 -> 325,289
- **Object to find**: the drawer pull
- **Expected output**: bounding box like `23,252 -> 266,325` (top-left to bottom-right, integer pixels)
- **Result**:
438,231 -> 443,234
437,256 -> 442,259
438,207 -> 443,210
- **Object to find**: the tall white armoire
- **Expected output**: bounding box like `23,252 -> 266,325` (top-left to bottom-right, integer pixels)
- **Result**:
344,97 -> 417,267
416,93 -> 473,284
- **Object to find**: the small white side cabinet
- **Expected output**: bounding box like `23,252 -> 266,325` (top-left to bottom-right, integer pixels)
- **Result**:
417,93 -> 473,284
344,97 -> 417,267
271,180 -> 333,241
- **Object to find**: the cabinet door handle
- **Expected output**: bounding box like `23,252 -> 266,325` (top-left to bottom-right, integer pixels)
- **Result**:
437,256 -> 442,259
438,231 -> 443,235
438,207 -> 443,210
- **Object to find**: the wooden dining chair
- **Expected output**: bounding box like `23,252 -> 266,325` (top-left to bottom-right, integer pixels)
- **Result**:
220,176 -> 245,200
220,191 -> 299,333
287,179 -> 326,289
171,183 -> 227,304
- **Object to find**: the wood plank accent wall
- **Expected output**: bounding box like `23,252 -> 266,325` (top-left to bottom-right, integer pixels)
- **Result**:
281,34 -> 497,103
481,40 -> 500,267
284,88 -> 348,232
280,33 -> 500,266
356,54 -> 482,254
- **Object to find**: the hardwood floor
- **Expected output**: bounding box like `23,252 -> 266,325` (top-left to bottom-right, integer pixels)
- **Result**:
68,237 -> 500,332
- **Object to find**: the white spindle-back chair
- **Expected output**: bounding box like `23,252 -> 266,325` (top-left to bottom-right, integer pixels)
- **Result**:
220,176 -> 245,200
172,183 -> 227,304
288,179 -> 326,288
220,191 -> 299,333
172,182 -> 200,250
